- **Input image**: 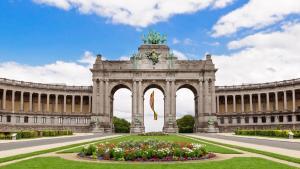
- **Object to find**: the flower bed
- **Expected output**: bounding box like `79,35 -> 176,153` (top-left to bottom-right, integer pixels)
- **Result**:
79,139 -> 215,161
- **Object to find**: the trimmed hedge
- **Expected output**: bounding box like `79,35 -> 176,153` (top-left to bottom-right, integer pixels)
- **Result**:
0,130 -> 73,140
235,129 -> 300,138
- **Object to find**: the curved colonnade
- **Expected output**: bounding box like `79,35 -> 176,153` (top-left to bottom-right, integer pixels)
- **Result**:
216,78 -> 300,132
0,78 -> 92,132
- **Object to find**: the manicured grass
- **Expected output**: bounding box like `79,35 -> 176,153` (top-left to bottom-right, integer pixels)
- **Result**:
186,135 -> 300,164
1,157 -> 297,169
61,135 -> 240,154
0,135 -> 125,164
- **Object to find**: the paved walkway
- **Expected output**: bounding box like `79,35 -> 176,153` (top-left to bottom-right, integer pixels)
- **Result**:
186,134 -> 300,158
184,135 -> 300,168
198,133 -> 300,151
0,134 -> 121,158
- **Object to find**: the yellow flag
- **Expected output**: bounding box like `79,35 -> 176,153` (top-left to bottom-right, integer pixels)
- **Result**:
150,91 -> 158,120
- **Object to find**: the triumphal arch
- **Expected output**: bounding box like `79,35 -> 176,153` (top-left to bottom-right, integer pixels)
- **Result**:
91,31 -> 218,133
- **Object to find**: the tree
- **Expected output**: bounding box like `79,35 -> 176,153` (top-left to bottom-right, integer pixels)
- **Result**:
176,115 -> 195,133
113,116 -> 131,133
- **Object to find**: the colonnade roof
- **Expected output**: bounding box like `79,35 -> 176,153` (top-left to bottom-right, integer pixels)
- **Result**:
0,78 -> 92,92
216,78 -> 300,92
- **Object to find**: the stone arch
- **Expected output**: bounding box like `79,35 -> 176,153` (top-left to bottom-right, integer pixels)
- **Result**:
109,82 -> 132,132
110,82 -> 132,95
143,83 -> 165,96
176,83 -> 199,132
176,83 -> 198,96
143,82 -> 166,132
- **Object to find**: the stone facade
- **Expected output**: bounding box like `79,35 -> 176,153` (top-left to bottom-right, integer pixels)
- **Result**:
90,44 -> 218,133
1,43 -> 299,133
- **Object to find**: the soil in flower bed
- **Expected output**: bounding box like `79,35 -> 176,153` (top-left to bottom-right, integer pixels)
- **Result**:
78,139 -> 216,162
78,152 -> 216,162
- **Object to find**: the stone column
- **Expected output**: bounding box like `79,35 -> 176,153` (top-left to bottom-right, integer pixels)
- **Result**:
98,79 -> 104,115
20,91 -> 24,112
63,95 -> 66,113
292,89 -> 296,112
211,80 -> 216,114
29,92 -> 32,112
46,94 -> 50,112
55,94 -> 58,112
283,91 -> 287,111
104,80 -> 110,116
197,79 -> 204,130
171,80 -> 176,117
216,95 -> 219,113
38,93 -> 41,112
2,89 -> 6,110
131,80 -> 137,124
241,94 -> 244,112
11,90 -> 15,113
138,80 -> 143,116
258,93 -> 261,112
204,79 -> 210,114
233,95 -> 236,113
275,92 -> 279,111
224,95 -> 228,113
80,95 -> 83,113
131,79 -> 143,133
249,94 -> 253,112
72,95 -> 75,113
88,95 -> 92,113
138,80 -> 144,130
266,92 -> 270,111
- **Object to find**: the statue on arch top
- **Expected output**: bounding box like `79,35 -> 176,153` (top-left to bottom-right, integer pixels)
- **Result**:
142,30 -> 167,45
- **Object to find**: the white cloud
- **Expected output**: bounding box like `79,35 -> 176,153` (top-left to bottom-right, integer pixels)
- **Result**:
0,51 -> 95,86
33,0 -> 234,28
173,50 -> 188,60
78,51 -> 96,65
33,0 -> 71,10
212,0 -> 300,37
212,0 -> 234,9
172,38 -> 180,44
119,56 -> 130,61
214,22 -> 300,85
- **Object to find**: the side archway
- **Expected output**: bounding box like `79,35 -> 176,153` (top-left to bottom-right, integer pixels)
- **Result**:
176,83 -> 198,133
110,83 -> 132,133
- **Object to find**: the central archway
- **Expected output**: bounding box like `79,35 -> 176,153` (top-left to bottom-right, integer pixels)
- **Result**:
143,84 -> 165,132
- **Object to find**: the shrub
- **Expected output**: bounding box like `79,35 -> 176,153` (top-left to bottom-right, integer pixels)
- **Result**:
235,129 -> 300,138
176,115 -> 195,133
0,130 -> 73,140
113,116 -> 131,133
82,144 -> 97,156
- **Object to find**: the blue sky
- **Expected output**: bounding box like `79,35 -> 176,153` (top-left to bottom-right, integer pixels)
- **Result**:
0,0 -> 248,65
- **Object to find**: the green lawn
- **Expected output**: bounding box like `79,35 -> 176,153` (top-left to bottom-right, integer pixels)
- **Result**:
0,135 -> 125,164
0,157 -> 297,169
1,134 -> 297,169
186,135 -> 300,164
61,134 -> 240,154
